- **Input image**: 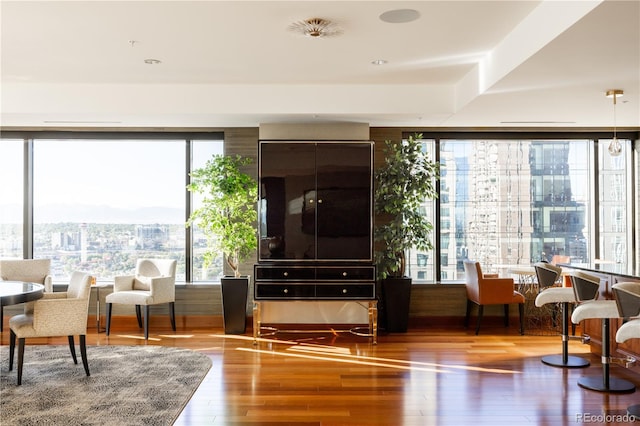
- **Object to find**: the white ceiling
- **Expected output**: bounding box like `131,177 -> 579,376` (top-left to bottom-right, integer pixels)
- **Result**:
1,0 -> 638,129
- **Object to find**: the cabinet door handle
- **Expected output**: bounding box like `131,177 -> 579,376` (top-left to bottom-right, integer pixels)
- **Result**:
342,288 -> 348,294
317,199 -> 323,204
342,271 -> 348,277
283,288 -> 289,294
283,272 -> 288,277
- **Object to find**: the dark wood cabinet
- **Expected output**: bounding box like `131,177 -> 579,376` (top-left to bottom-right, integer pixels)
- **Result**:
254,140 -> 377,342
258,141 -> 373,262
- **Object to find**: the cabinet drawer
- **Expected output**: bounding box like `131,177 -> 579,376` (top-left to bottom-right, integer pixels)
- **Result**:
315,284 -> 375,299
255,267 -> 315,280
255,284 -> 316,299
315,267 -> 375,280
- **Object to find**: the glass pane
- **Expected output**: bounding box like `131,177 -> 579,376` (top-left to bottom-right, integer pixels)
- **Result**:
191,140 -> 224,281
440,140 -> 591,282
406,139 -> 436,282
0,139 -> 23,258
598,139 -> 630,264
33,140 -> 186,282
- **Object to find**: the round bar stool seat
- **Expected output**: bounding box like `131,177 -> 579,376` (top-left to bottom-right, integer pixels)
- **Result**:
571,300 -> 636,393
535,286 -> 589,368
615,320 -> 640,416
613,282 -> 640,417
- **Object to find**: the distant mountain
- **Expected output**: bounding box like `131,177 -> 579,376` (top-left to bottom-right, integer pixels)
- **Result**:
0,203 -> 184,224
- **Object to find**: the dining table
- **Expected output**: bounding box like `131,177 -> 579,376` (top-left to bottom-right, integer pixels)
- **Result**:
492,263 -> 565,335
0,281 -> 45,332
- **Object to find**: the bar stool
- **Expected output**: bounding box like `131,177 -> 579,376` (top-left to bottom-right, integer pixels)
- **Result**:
534,263 -> 589,368
570,273 -> 636,393
613,282 -> 640,417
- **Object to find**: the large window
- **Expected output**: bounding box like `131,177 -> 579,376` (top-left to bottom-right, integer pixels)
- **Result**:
33,140 -> 187,281
3,132 -> 637,284
405,136 -> 635,283
1,134 -> 223,283
0,140 -> 23,258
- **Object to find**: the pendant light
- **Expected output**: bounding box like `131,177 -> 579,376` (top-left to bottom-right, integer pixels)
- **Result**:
606,89 -> 624,157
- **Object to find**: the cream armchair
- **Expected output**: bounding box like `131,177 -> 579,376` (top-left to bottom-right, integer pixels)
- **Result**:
0,258 -> 53,331
9,271 -> 92,385
105,259 -> 177,340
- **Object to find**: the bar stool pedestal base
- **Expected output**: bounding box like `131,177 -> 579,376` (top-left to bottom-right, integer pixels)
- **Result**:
628,404 -> 640,417
541,354 -> 589,368
577,376 -> 635,393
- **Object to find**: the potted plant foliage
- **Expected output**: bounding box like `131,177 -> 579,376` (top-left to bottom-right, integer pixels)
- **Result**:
375,133 -> 440,332
187,154 -> 258,334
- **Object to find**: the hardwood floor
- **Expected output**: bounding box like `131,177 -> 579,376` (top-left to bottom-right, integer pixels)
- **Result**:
3,315 -> 640,425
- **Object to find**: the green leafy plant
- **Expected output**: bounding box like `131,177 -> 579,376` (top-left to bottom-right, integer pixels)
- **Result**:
187,155 -> 258,278
374,134 -> 440,279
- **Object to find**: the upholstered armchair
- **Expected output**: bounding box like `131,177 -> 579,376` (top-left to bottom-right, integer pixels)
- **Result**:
105,259 -> 177,340
8,271 -> 92,385
463,260 -> 525,335
0,258 -> 53,331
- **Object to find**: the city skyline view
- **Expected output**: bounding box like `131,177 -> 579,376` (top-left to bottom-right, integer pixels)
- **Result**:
1,136 -> 632,284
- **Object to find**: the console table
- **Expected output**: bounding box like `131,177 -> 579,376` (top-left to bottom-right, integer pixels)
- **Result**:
253,264 -> 377,344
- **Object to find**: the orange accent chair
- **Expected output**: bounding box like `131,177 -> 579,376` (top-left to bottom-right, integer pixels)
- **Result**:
463,260 -> 525,335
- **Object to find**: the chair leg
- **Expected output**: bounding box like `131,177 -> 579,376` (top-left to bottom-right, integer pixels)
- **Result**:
144,305 -> 149,340
17,337 -> 25,385
68,335 -> 78,364
464,299 -> 472,329
136,305 -> 143,328
80,335 -> 90,377
503,304 -> 509,327
9,329 -> 16,371
518,303 -> 525,335
169,302 -> 176,331
475,305 -> 484,335
105,303 -> 113,336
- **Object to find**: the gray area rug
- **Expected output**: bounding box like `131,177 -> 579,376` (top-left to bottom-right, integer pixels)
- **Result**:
0,345 -> 212,426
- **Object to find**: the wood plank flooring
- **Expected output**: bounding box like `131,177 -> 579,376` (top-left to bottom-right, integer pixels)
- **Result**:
2,316 -> 640,425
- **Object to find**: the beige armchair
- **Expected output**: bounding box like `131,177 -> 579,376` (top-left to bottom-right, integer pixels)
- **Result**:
105,259 -> 177,340
0,258 -> 53,331
8,271 -> 92,385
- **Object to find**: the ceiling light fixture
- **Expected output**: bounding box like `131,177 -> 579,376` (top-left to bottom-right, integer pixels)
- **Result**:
144,58 -> 161,65
371,59 -> 387,65
288,18 -> 342,38
606,89 -> 624,157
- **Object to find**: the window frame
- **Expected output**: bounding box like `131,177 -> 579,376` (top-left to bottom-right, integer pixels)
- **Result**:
1,131 -> 224,284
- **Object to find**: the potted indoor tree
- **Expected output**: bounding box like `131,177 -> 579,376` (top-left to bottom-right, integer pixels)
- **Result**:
187,154 -> 258,334
375,133 -> 440,332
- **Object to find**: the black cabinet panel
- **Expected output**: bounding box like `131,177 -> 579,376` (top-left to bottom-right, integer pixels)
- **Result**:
315,284 -> 375,299
315,267 -> 375,280
255,266 -> 315,280
255,284 -> 316,299
258,141 -> 373,262
254,264 -> 376,301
